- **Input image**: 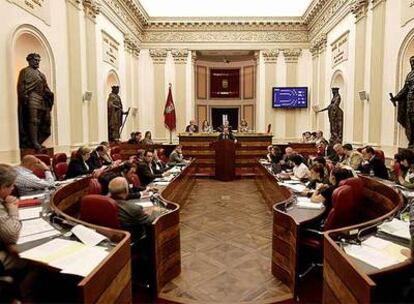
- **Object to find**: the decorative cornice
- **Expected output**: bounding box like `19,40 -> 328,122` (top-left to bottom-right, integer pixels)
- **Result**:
171,49 -> 189,64
122,0 -> 149,26
143,30 -> 308,44
149,49 -> 168,64
350,0 -> 368,21
262,49 -> 280,63
124,34 -> 140,57
83,0 -> 101,20
282,49 -> 302,63
371,0 -> 386,9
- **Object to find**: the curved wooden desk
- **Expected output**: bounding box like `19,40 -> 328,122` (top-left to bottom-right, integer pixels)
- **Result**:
50,160 -> 197,301
323,176 -> 406,304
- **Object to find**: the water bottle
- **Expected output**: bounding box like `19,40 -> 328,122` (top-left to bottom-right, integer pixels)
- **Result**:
369,168 -> 374,177
41,189 -> 51,217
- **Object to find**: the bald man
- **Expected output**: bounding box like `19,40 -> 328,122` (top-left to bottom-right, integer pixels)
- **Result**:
109,177 -> 159,242
14,155 -> 55,196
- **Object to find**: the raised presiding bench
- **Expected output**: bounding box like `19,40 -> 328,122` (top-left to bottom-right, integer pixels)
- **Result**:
179,132 -> 272,176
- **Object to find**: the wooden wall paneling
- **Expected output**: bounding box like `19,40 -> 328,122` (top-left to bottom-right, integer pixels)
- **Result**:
196,66 -> 207,99
197,105 -> 208,127
243,65 -> 255,99
243,104 -> 254,130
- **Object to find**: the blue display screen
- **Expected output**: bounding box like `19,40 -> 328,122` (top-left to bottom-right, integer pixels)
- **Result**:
272,87 -> 308,108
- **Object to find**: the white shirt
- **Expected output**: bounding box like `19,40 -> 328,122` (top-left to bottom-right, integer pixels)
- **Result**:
293,163 -> 310,179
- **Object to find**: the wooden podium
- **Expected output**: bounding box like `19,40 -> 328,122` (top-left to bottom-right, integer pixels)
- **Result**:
212,139 -> 236,181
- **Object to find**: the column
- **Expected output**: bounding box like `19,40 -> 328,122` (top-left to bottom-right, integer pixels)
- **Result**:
124,34 -> 140,136
172,49 -> 189,134
187,51 -> 196,126
283,49 -> 302,139
255,51 -> 266,132
149,49 -> 168,141
66,0 -> 86,147
317,35 -> 328,132
351,0 -> 369,144
368,0 -> 387,145
262,49 -> 279,138
83,0 -> 100,144
310,44 -> 320,131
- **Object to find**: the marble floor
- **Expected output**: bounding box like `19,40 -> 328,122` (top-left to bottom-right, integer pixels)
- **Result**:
158,179 -> 292,304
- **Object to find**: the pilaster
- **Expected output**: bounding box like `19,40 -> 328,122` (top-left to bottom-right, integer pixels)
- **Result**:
255,51 -> 266,132
172,49 -> 189,132
263,49 -> 279,133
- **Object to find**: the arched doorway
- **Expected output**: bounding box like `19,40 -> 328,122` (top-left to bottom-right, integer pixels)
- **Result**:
395,29 -> 414,147
12,25 -> 55,149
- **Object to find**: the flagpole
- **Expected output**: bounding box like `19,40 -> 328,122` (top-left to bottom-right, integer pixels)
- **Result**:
169,83 -> 173,144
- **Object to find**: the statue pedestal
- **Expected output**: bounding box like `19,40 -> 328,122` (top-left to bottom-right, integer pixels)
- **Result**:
20,147 -> 54,159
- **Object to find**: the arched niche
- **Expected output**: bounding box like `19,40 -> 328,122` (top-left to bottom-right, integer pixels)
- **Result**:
11,25 -> 56,149
330,70 -> 346,107
394,28 -> 414,147
105,70 -> 120,97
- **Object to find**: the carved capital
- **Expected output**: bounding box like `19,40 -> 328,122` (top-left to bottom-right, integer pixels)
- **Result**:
83,0 -> 100,20
171,49 -> 189,64
282,49 -> 302,63
371,0 -> 386,9
350,0 -> 368,21
149,49 -> 168,64
262,49 -> 280,63
310,46 -> 320,58
124,34 -> 140,57
191,51 -> 197,64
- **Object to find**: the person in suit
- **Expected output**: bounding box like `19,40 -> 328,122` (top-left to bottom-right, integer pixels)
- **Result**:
360,146 -> 389,179
168,145 -> 187,166
127,131 -> 142,144
87,145 -> 110,171
342,143 -> 363,170
137,150 -> 170,186
217,120 -> 236,141
66,146 -> 94,179
185,120 -> 199,133
152,149 -> 167,173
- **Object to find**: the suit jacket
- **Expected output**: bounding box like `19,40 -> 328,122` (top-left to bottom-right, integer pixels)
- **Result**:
361,156 -> 389,179
137,162 -> 162,186
86,151 -> 103,171
218,132 -> 236,141
66,157 -> 91,179
152,160 -> 166,174
185,124 -> 199,133
169,150 -> 185,165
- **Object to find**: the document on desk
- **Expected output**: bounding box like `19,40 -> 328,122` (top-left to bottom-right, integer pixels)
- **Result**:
19,207 -> 42,220
20,239 -> 109,277
280,183 -> 307,193
344,236 -> 408,269
296,197 -> 324,210
378,219 -> 410,241
20,193 -> 45,200
18,218 -> 60,244
153,181 -> 170,186
71,225 -> 107,246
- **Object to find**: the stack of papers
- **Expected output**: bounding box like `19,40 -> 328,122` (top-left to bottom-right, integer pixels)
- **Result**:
344,236 -> 409,269
280,183 -> 307,193
71,225 -> 107,246
378,219 -> 410,241
296,197 -> 324,210
19,207 -> 42,220
20,193 -> 45,200
20,239 -> 109,277
18,218 -> 60,244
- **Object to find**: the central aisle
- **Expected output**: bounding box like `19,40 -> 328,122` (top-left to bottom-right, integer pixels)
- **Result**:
158,179 -> 292,303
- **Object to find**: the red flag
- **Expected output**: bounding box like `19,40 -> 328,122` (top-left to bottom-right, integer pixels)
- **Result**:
164,86 -> 176,131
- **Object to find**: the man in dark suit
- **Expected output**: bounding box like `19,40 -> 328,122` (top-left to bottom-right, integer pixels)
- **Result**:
360,146 -> 389,179
87,145 -> 109,171
137,150 -> 170,186
185,120 -> 199,133
217,120 -> 236,141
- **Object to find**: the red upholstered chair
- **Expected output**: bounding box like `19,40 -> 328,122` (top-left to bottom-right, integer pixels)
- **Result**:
79,194 -> 120,229
157,149 -> 168,164
54,162 -> 68,180
52,153 -> 67,167
88,178 -> 102,195
34,154 -> 51,166
71,150 -> 78,159
129,173 -> 141,188
32,168 -> 46,179
374,149 -> 385,163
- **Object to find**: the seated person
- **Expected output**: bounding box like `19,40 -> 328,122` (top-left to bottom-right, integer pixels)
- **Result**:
0,164 -> 33,299
267,146 -> 283,164
291,155 -> 310,180
168,145 -> 187,166
342,143 -> 363,170
66,146 -> 94,179
138,150 -> 170,186
153,149 -> 167,174
185,120 -> 199,133
87,145 -> 112,171
218,126 -> 236,141
313,156 -> 329,179
141,131 -> 154,145
14,155 -> 55,196
109,177 -> 160,243
303,163 -> 327,197
310,167 -> 353,212
333,143 -> 347,164
136,149 -> 145,163
280,147 -> 298,170
99,141 -> 113,165
302,131 -> 312,143
392,151 -> 414,188
360,146 -> 389,179
239,119 -> 249,133
127,131 -> 142,144
315,130 -> 328,146
201,120 -> 212,133
309,132 -> 317,143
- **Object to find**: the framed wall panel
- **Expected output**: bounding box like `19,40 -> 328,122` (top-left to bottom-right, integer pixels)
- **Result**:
243,104 -> 255,130
243,66 -> 255,99
197,105 -> 208,127
196,66 -> 207,99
